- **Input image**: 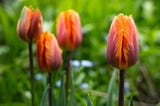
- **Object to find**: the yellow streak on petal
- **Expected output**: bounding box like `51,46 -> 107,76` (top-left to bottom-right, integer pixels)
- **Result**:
64,11 -> 71,49
115,14 -> 129,69
66,10 -> 77,50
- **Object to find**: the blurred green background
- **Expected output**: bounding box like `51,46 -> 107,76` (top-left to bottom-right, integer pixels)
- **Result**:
0,0 -> 160,106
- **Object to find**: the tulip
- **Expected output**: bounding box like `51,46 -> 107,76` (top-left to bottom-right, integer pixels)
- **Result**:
106,13 -> 139,106
56,10 -> 82,101
17,6 -> 42,42
36,31 -> 63,72
17,6 -> 42,106
37,31 -> 63,106
56,9 -> 82,50
106,13 -> 138,70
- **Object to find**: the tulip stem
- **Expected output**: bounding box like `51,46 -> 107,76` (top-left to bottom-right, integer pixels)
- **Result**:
119,69 -> 125,106
48,73 -> 52,106
28,42 -> 35,106
66,51 -> 72,103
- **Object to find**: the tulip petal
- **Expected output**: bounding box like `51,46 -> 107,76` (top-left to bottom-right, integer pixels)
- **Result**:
56,12 -> 68,48
17,6 -> 32,41
17,6 -> 42,42
37,31 -> 63,72
29,9 -> 42,41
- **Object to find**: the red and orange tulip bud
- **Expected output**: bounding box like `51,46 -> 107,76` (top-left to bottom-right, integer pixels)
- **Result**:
56,9 -> 82,50
17,6 -> 42,42
106,13 -> 139,70
36,31 -> 63,72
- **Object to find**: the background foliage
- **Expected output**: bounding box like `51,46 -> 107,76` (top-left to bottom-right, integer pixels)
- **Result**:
0,0 -> 160,106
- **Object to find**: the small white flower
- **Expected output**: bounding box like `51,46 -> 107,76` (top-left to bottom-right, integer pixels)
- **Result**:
56,80 -> 61,87
24,91 -> 31,99
35,73 -> 43,80
70,60 -> 80,67
81,60 -> 93,67
80,83 -> 89,89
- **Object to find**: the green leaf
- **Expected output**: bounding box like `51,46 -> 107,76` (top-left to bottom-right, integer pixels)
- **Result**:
75,72 -> 85,85
82,24 -> 94,35
58,73 -> 66,106
106,69 -> 118,106
156,103 -> 160,106
69,69 -> 75,106
86,94 -> 92,106
40,84 -> 50,106
0,102 -> 28,106
128,97 -> 133,106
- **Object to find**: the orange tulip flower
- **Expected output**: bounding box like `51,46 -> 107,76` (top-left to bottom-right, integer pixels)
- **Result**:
106,13 -> 138,70
56,9 -> 82,50
36,31 -> 63,72
17,6 -> 42,42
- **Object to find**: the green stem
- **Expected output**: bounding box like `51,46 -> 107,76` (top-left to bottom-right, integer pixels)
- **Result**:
66,51 -> 72,103
48,73 -> 52,106
119,69 -> 125,106
28,42 -> 35,106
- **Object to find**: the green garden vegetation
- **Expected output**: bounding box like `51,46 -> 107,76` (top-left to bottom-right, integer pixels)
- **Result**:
0,0 -> 160,106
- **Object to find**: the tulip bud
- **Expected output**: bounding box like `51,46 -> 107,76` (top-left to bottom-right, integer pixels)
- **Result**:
106,13 -> 139,70
56,9 -> 82,50
17,6 -> 42,42
36,31 -> 63,72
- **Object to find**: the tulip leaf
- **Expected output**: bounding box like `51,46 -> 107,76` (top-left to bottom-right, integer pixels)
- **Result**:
106,69 -> 118,106
128,97 -> 133,106
69,69 -> 75,106
40,84 -> 49,106
58,72 -> 66,106
86,94 -> 92,106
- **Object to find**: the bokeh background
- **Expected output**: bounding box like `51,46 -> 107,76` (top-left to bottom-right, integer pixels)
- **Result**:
1,0 -> 160,106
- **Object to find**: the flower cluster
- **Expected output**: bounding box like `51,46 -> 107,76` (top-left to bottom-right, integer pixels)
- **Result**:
17,6 -> 82,72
